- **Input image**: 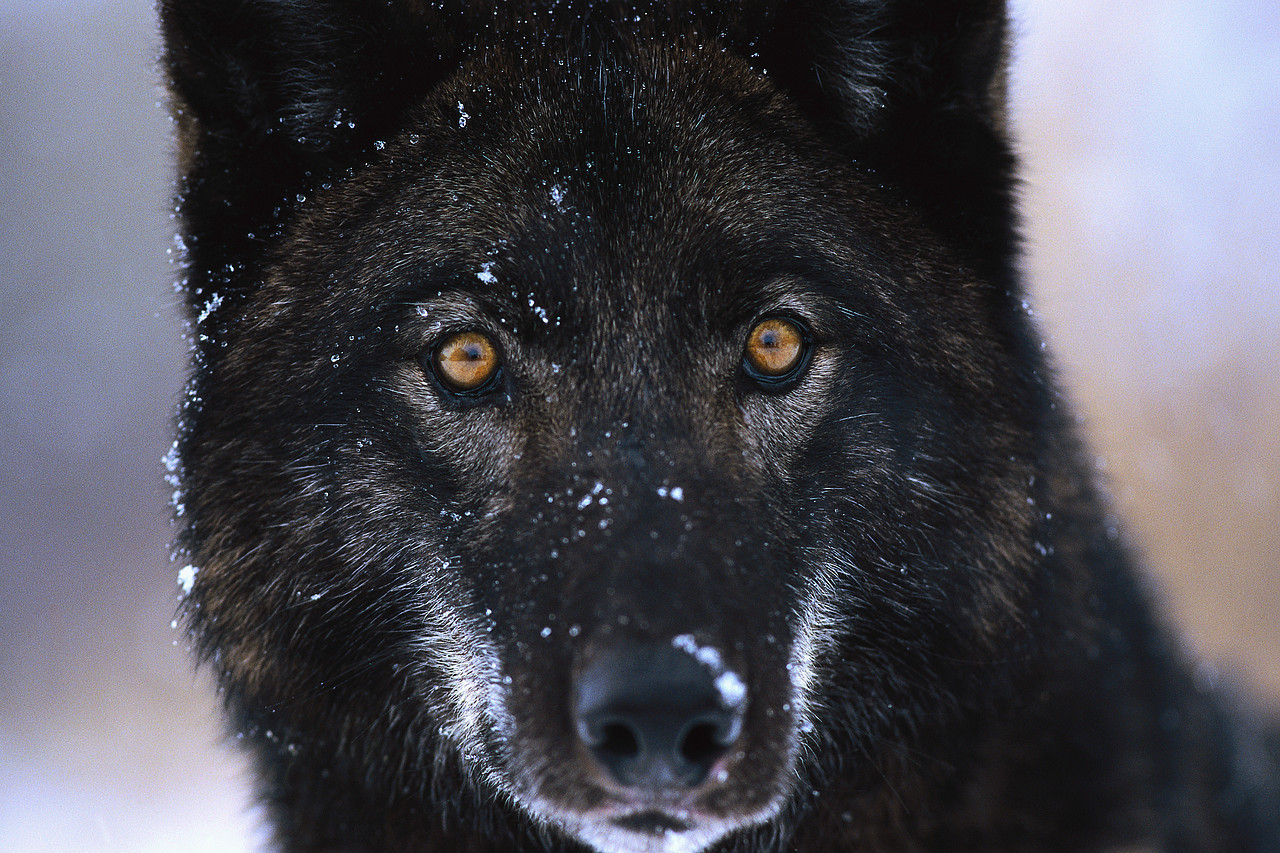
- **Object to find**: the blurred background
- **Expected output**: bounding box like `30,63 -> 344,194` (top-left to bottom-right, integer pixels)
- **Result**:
0,0 -> 1276,848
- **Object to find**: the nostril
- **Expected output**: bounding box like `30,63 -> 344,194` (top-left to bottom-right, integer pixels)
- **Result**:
678,720 -> 727,766
598,722 -> 640,759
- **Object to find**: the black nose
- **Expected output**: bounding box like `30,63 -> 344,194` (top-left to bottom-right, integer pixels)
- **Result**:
573,639 -> 745,790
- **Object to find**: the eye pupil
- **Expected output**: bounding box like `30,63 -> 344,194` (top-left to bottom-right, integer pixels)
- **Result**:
745,317 -> 807,380
433,331 -> 500,392
455,342 -> 485,361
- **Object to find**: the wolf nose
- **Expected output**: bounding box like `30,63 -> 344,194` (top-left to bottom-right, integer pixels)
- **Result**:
573,640 -> 744,790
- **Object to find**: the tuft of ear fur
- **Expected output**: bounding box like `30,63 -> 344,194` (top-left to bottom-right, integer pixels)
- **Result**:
160,0 -> 456,324
758,0 -> 1014,276
161,0 -> 452,154
761,0 -> 1008,136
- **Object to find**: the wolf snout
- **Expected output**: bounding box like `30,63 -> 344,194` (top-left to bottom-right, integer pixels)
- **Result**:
573,640 -> 746,791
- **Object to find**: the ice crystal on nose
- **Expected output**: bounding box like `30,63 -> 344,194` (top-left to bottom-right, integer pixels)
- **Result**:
671,634 -> 746,709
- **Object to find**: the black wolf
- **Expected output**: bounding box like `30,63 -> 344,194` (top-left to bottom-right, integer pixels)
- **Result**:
161,1 -> 1280,850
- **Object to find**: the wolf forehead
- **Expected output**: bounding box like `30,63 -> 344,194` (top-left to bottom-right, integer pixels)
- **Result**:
285,50 -> 875,286
251,51 -> 924,383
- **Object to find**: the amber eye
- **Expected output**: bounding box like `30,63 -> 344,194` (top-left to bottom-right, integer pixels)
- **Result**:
743,317 -> 808,382
432,331 -> 501,393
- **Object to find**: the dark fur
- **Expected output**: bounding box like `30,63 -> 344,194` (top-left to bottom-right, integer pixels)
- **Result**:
162,1 -> 1280,850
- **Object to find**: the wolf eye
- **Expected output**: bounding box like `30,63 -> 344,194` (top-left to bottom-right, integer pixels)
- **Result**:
743,317 -> 809,383
431,331 -> 501,393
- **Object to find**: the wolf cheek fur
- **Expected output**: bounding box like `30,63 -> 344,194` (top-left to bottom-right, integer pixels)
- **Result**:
163,1 -> 1280,851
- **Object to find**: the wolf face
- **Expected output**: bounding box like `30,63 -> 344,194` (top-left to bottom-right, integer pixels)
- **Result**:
163,2 -> 1279,852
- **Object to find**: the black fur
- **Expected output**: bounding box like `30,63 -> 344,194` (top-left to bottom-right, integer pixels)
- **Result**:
162,1 -> 1280,851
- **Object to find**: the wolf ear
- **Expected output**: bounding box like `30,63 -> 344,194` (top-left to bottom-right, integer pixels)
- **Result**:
759,0 -> 1008,137
758,0 -> 1013,269
161,0 -> 460,317
161,0 -> 451,156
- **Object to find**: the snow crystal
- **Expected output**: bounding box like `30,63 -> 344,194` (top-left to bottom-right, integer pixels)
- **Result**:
715,671 -> 747,707
528,296 -> 550,323
457,101 -> 470,128
549,183 -> 565,208
477,261 -> 497,284
657,485 -> 684,501
673,634 -> 722,669
671,634 -> 746,709
162,440 -> 180,473
196,292 -> 223,326
177,564 -> 198,595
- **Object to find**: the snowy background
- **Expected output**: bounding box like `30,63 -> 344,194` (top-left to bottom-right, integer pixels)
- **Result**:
1,0 -> 1277,849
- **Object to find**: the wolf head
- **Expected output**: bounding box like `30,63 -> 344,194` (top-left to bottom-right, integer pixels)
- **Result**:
164,2 -> 1058,851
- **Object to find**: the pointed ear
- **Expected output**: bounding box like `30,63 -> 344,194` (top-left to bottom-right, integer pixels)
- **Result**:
161,0 -> 460,319
760,0 -> 1008,136
759,0 -> 1014,269
161,0 -> 452,156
